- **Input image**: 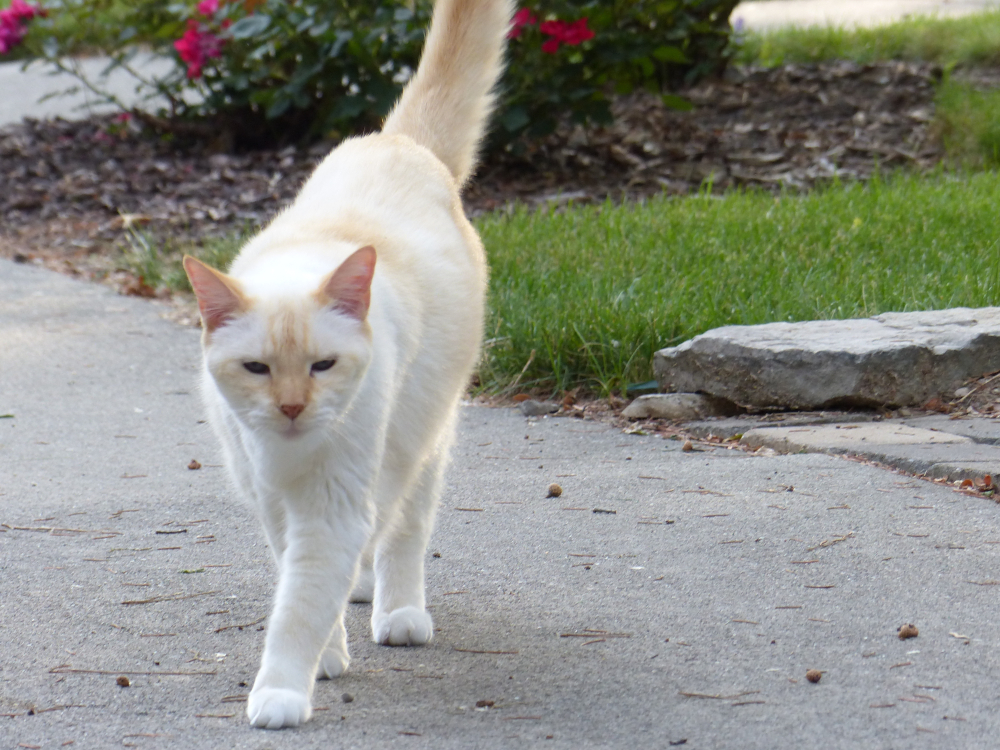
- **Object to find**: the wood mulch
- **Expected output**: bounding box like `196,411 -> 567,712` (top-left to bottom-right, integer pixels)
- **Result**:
0,60 -> 945,293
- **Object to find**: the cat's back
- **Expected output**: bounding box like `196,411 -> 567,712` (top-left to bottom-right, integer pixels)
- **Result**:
233,133 -> 482,291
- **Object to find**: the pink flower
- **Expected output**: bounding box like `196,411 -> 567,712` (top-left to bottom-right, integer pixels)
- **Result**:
7,0 -> 43,21
197,0 -> 219,16
539,16 -> 594,53
0,0 -> 44,55
507,7 -> 536,39
0,22 -> 23,54
173,19 -> 223,79
560,18 -> 594,46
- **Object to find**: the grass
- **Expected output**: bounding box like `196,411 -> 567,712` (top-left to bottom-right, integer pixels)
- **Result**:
934,79 -> 1000,168
477,172 -> 1000,395
734,9 -> 1000,68
145,172 -> 1000,396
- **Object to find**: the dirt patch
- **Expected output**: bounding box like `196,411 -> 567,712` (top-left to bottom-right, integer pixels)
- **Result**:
0,60 -> 945,287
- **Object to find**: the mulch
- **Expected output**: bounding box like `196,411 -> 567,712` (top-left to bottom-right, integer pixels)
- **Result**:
0,59 -> 946,287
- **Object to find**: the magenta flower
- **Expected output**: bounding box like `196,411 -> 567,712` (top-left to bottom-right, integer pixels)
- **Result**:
0,0 -> 45,55
507,7 -> 536,39
6,0 -> 43,21
197,0 -> 219,16
539,17 -> 594,54
173,19 -> 223,79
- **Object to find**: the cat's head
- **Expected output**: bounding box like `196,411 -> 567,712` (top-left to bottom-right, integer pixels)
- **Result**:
183,246 -> 377,440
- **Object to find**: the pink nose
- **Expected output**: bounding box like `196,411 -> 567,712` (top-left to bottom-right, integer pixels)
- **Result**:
280,404 -> 304,420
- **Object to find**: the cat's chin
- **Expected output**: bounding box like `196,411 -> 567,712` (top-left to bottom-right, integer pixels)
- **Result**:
279,424 -> 309,440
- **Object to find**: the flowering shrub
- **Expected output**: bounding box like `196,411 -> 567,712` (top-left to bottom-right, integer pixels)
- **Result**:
0,0 -> 44,54
8,0 -> 740,149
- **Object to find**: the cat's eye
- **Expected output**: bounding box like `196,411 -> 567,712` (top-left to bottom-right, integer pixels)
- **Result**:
243,361 -> 270,375
311,359 -> 336,373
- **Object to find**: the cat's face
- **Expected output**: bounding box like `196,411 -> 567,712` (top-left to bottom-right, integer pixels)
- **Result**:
184,247 -> 376,440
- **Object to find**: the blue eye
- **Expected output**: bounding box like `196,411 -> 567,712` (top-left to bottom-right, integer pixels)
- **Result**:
243,362 -> 270,375
311,359 -> 336,373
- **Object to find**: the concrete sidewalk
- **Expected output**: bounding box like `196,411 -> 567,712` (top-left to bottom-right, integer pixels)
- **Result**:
5,261 -> 1000,747
734,0 -> 1000,30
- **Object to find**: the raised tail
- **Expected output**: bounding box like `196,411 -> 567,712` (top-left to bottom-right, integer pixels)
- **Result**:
382,0 -> 514,186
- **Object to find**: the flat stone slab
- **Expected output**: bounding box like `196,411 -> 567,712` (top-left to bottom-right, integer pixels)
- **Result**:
654,307 -> 1000,410
683,411 -> 878,441
740,422 -> 1000,480
900,415 -> 1000,446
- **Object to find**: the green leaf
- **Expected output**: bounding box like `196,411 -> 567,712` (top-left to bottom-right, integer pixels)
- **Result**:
229,14 -> 271,40
309,20 -> 330,37
266,96 -> 292,118
330,30 -> 353,57
652,45 -> 690,64
329,95 -> 368,120
661,93 -> 694,111
500,106 -> 530,133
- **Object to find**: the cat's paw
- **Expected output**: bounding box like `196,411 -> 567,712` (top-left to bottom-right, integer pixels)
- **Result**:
373,606 -> 434,646
247,687 -> 311,729
349,568 -> 375,603
317,646 -> 349,679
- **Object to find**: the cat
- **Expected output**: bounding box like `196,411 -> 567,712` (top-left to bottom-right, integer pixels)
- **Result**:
181,0 -> 513,729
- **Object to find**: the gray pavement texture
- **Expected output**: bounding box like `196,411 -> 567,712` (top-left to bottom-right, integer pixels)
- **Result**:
6,267 -> 1000,749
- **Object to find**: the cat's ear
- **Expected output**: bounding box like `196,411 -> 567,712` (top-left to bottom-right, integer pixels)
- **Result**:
183,256 -> 248,332
315,245 -> 377,321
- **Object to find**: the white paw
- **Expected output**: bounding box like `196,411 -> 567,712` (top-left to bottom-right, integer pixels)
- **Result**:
373,606 -> 434,646
247,687 -> 311,729
349,568 -> 375,603
317,646 -> 349,679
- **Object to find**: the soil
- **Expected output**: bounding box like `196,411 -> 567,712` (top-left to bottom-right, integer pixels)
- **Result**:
0,59 -> 946,288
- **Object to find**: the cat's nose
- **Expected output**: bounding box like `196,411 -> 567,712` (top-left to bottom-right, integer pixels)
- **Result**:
280,404 -> 305,420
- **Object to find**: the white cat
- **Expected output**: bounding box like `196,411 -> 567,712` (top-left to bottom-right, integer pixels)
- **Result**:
182,0 -> 513,729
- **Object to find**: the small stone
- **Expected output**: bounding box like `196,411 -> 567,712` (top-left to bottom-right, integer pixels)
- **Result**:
341,692 -> 354,703
954,386 -> 972,399
519,400 -> 559,417
475,699 -> 495,708
898,623 -> 919,640
681,440 -> 693,452
187,459 -> 202,470
805,669 -> 822,683
432,552 -> 441,558
116,675 -> 131,687
547,483 -> 563,498
622,393 -> 738,421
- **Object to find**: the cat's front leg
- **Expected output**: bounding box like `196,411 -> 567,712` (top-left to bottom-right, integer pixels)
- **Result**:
371,454 -> 443,647
248,513 -> 366,729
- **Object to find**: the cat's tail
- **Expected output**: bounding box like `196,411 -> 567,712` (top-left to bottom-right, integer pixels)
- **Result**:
382,0 -> 514,186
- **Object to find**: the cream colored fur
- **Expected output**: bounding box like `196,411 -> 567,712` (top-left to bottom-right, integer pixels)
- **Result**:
182,0 -> 513,730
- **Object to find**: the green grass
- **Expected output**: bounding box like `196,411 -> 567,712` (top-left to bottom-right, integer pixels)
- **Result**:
734,9 -> 1000,68
477,172 -> 1000,395
934,79 -> 1000,168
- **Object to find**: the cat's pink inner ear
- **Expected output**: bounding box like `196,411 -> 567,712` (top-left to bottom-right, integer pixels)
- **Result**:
317,245 -> 377,320
183,256 -> 247,332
